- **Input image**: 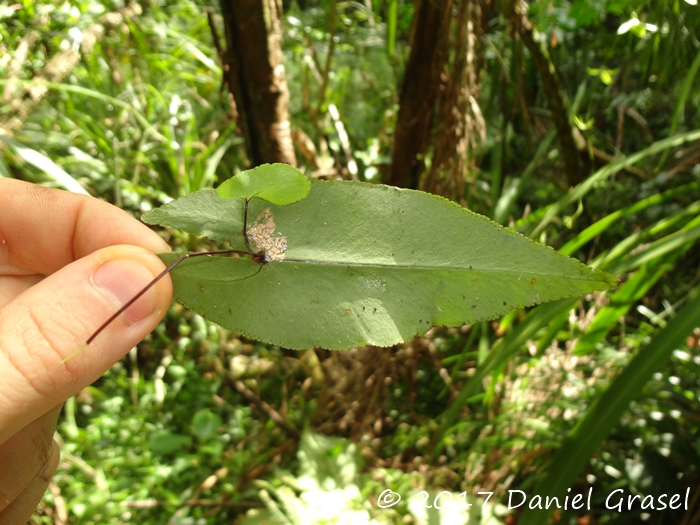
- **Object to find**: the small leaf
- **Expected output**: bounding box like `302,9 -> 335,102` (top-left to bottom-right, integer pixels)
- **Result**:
617,15 -> 641,35
148,430 -> 192,455
298,430 -> 358,487
217,163 -> 310,205
191,409 -> 222,441
147,181 -> 616,350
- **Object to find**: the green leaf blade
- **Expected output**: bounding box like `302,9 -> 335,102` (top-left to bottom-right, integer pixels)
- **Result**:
164,255 -> 612,350
154,180 -> 615,350
143,189 -> 248,249
216,163 -> 310,204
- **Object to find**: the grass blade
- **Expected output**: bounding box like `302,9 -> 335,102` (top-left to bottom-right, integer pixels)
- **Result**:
518,285 -> 700,525
531,129 -> 700,237
0,135 -> 88,194
430,298 -> 578,461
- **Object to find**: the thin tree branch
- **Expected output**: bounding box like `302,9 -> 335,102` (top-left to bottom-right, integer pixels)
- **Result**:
505,0 -> 583,186
317,0 -> 338,113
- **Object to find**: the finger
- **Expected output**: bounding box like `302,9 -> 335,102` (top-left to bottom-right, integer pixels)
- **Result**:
0,179 -> 170,277
0,405 -> 62,514
0,245 -> 172,444
0,440 -> 59,525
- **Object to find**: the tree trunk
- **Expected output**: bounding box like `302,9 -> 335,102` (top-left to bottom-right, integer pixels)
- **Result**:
219,0 -> 296,167
389,0 -> 452,189
422,0 -> 485,201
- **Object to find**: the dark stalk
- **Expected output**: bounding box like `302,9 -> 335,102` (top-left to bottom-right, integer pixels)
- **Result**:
243,198 -> 254,254
60,197 -> 266,363
85,197 -> 264,347
86,249 -> 258,345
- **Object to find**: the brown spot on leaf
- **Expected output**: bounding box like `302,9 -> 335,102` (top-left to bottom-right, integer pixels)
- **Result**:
248,208 -> 287,262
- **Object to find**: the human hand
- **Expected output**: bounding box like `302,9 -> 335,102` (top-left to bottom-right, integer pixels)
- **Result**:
0,180 -> 173,524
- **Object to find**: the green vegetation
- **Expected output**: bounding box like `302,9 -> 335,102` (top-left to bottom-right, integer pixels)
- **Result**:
2,0 -> 700,524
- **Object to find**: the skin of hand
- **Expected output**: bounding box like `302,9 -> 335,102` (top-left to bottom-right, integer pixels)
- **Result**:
0,179 -> 173,524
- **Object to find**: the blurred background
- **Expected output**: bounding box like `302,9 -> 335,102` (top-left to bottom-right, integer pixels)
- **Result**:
1,0 -> 700,523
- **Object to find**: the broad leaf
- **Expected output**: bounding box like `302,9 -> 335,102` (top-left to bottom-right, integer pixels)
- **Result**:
216,163 -> 310,204
144,180 -> 615,350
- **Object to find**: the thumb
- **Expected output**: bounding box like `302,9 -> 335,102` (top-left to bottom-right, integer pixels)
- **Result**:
0,245 -> 172,444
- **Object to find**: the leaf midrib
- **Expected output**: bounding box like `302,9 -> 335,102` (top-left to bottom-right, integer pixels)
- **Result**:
172,254 -> 606,281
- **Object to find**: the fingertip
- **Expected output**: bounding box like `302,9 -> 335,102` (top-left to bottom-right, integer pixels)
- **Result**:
92,257 -> 165,324
81,244 -> 174,348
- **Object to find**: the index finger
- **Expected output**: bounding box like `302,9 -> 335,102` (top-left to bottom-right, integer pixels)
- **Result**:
0,179 -> 170,278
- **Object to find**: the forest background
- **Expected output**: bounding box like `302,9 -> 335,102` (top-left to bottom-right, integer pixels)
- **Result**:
1,0 -> 700,524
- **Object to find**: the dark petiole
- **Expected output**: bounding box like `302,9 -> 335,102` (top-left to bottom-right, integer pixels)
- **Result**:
81,198 -> 265,349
